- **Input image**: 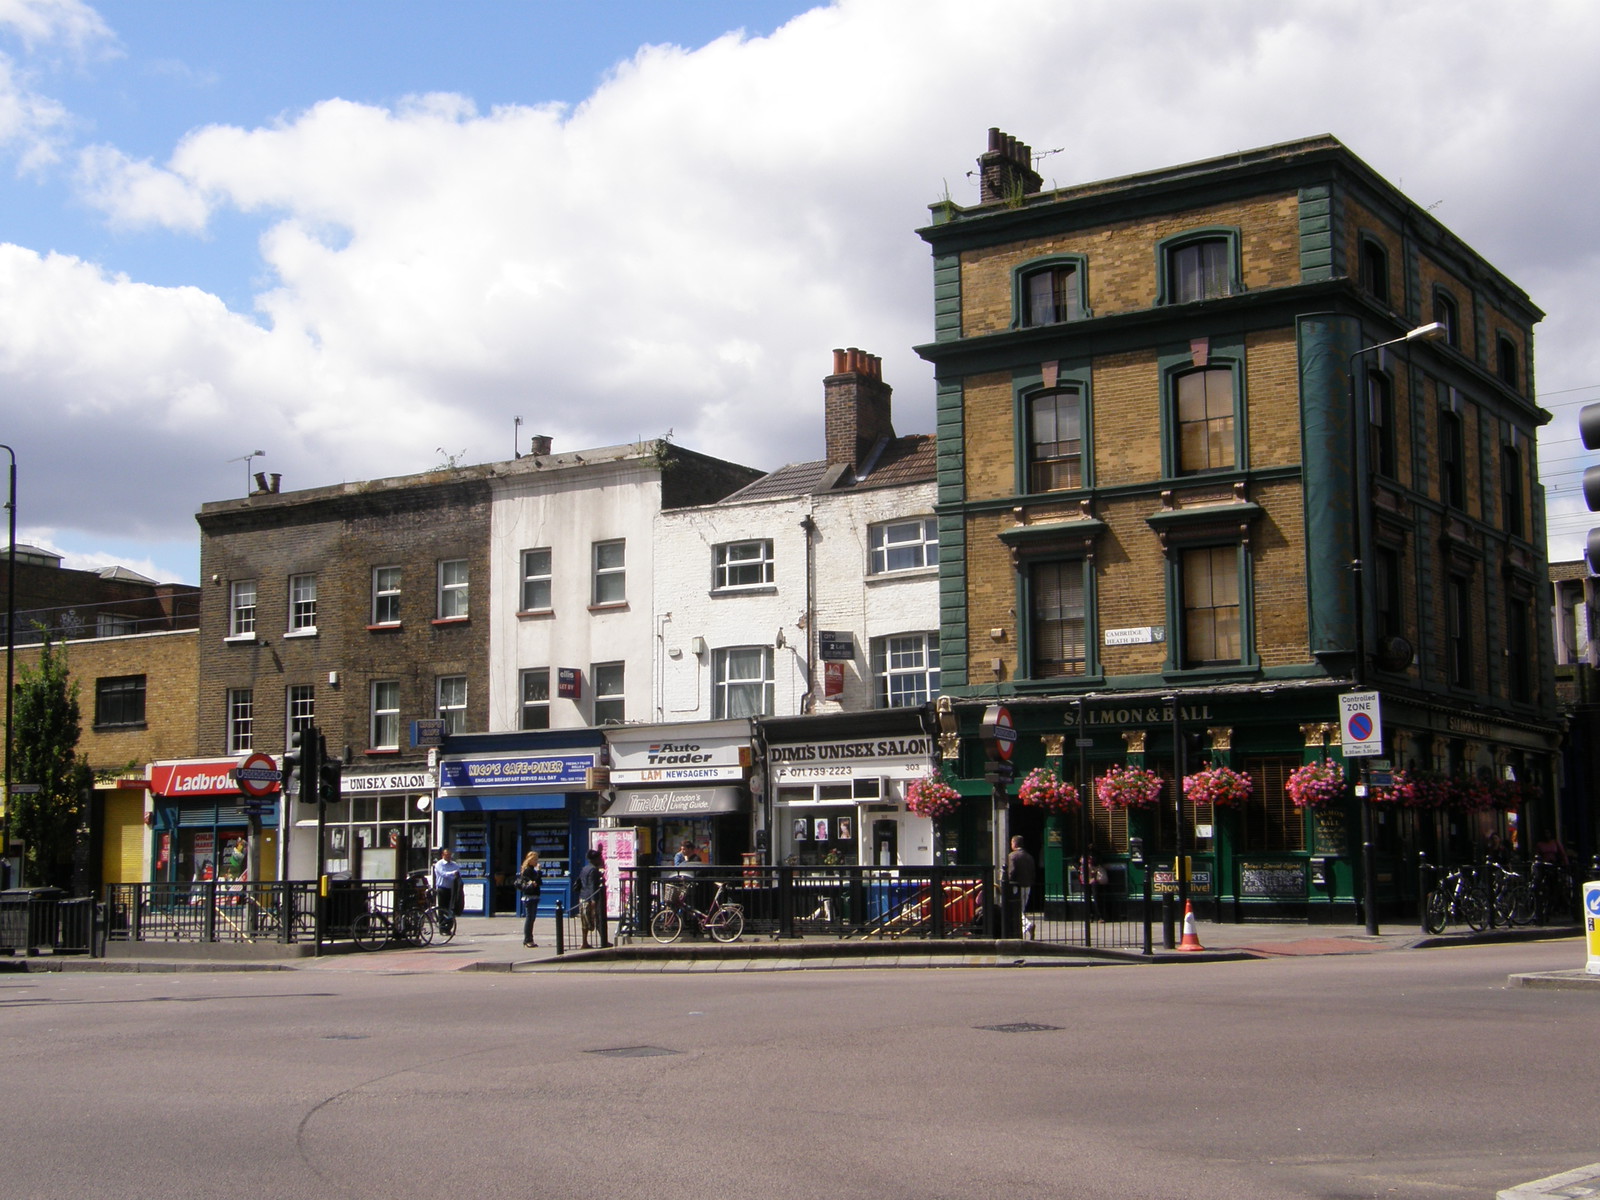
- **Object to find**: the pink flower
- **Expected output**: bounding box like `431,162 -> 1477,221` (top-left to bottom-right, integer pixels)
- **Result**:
906,773 -> 960,819
1096,765 -> 1165,810
1019,767 -> 1081,813
1182,765 -> 1253,807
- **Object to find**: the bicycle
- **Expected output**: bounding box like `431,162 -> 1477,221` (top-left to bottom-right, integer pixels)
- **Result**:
352,877 -> 444,951
213,884 -> 309,941
651,879 -> 744,944
1424,865 -> 1488,934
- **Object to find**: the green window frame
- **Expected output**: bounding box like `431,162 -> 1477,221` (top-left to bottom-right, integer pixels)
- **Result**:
1012,254 -> 1090,327
1014,362 -> 1093,495
1160,540 -> 1257,677
1022,559 -> 1094,681
1155,228 -> 1240,306
1157,341 -> 1244,480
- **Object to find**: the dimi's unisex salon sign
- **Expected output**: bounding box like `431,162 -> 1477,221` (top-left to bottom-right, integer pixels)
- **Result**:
769,736 -> 933,782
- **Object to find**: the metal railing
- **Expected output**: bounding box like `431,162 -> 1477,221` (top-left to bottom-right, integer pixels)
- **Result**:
0,890 -> 94,955
607,864 -> 1163,953
105,881 -> 323,945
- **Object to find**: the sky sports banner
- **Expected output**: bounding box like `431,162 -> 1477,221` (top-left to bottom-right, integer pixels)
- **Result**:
438,754 -> 594,790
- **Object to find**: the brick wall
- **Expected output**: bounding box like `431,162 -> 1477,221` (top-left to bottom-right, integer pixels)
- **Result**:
10,628 -> 198,774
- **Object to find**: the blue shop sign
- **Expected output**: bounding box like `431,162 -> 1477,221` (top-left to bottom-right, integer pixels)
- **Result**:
439,754 -> 593,790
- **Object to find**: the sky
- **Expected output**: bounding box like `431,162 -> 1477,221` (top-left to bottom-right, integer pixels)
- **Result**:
2,0 -> 1599,586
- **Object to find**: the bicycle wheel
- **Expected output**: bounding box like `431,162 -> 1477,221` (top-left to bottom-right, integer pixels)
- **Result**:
1424,890 -> 1447,935
432,908 -> 457,947
397,908 -> 432,947
1508,881 -> 1537,926
352,912 -> 392,952
706,905 -> 744,943
1460,891 -> 1488,932
650,907 -> 684,944
416,910 -> 437,946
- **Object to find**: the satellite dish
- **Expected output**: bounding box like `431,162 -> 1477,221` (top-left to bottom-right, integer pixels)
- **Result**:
1373,635 -> 1415,672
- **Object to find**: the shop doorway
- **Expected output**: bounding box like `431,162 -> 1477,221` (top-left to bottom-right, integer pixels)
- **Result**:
491,815 -> 520,915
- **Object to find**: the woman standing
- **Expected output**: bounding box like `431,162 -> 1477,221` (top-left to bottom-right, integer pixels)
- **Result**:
518,850 -> 542,947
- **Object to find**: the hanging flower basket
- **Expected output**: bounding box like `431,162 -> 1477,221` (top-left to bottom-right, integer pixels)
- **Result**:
905,772 -> 960,820
1491,778 -> 1539,811
1450,775 -> 1495,814
1182,765 -> 1253,808
1095,765 -> 1165,811
1018,767 -> 1081,814
1286,760 -> 1345,810
1372,769 -> 1447,809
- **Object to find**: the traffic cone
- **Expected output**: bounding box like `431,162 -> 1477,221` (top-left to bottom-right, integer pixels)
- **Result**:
1177,901 -> 1205,951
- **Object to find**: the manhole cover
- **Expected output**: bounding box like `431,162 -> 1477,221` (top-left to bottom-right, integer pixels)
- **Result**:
585,1045 -> 680,1058
977,1022 -> 1061,1034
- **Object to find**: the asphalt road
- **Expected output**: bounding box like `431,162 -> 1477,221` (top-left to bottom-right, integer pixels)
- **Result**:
1,938 -> 1592,1200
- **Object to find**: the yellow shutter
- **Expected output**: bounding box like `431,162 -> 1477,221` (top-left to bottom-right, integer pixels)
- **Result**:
101,792 -> 147,884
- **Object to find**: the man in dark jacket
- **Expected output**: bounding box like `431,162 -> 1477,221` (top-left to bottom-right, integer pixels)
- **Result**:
577,849 -> 606,950
1006,835 -> 1036,939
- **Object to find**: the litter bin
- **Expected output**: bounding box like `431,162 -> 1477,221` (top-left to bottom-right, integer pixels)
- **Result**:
0,887 -> 66,953
325,876 -> 368,937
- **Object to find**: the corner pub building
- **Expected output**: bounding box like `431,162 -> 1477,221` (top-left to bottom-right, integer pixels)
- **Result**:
916,131 -> 1561,922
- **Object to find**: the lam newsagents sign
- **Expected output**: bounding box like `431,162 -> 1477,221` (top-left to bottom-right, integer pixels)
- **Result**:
439,754 -> 594,790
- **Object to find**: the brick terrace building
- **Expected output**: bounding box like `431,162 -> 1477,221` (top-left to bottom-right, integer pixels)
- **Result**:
195,443 -> 761,913
916,131 -> 1559,921
1,550 -> 199,889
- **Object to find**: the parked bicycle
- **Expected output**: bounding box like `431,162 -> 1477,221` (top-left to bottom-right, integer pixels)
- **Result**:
651,879 -> 745,944
1424,865 -> 1488,934
352,876 -> 457,951
213,885 -> 309,941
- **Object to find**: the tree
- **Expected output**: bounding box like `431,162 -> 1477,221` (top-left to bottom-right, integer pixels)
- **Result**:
8,633 -> 91,888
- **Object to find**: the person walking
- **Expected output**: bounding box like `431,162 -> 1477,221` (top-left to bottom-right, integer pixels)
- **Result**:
577,849 -> 605,950
1007,835 -> 1037,939
518,849 -> 542,947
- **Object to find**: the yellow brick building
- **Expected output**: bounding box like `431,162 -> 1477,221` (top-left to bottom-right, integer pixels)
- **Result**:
917,132 -> 1558,922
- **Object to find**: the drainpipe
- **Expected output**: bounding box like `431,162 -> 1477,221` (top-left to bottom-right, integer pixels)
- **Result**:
799,514 -> 817,713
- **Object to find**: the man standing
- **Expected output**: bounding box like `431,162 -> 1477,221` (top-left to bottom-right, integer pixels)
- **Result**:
432,847 -> 464,926
1007,835 -> 1036,939
577,849 -> 606,950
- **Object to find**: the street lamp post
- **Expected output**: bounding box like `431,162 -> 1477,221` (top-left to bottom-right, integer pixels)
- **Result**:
1347,321 -> 1444,935
0,445 -> 14,884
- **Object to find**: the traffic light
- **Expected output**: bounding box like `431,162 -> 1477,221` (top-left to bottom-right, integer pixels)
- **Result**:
283,729 -> 308,800
317,732 -> 342,805
1582,402 -> 1600,573
293,726 -> 323,805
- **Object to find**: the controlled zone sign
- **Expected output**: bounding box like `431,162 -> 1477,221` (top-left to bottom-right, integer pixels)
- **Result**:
1339,691 -> 1383,758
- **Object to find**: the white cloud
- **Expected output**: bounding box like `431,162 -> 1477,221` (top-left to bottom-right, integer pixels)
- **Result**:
76,142 -> 211,231
0,0 -> 113,167
1,0 -> 1599,583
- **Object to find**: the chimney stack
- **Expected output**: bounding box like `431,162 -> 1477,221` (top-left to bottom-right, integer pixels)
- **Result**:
528,435 -> 553,457
824,348 -> 894,472
978,127 -> 1042,204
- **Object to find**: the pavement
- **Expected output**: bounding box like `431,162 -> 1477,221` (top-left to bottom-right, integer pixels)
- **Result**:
10,914 -> 1595,984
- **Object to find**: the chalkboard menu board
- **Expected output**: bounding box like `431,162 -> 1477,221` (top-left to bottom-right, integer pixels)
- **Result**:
1240,861 -> 1307,897
1313,810 -> 1348,856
